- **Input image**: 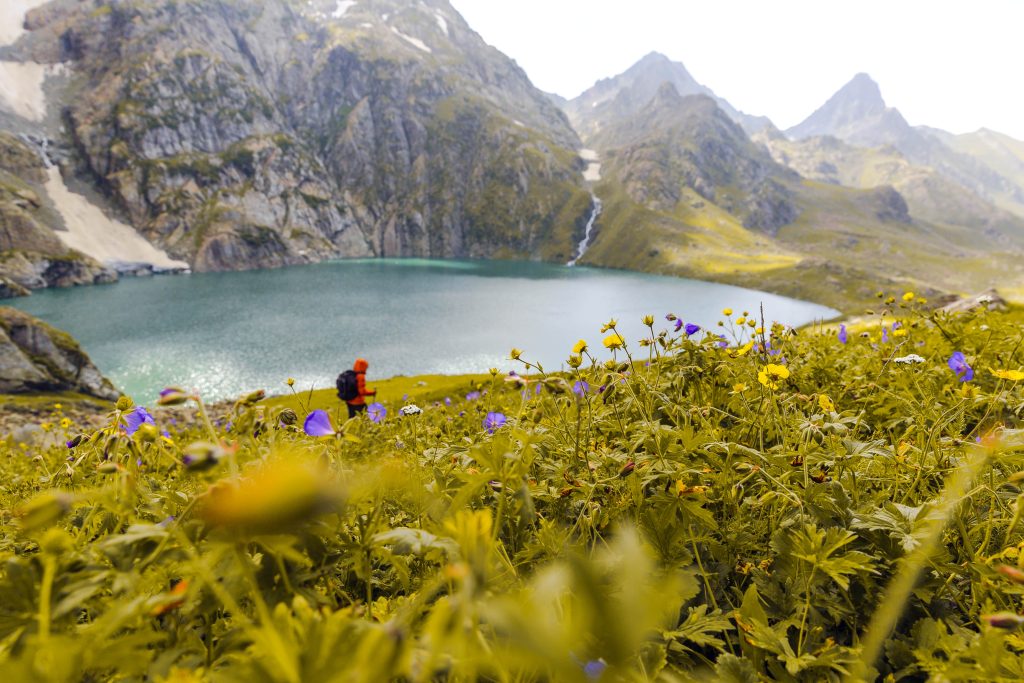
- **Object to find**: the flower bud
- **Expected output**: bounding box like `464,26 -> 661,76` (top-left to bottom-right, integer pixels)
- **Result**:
97,461 -> 122,474
996,564 -> 1024,585
239,389 -> 266,405
642,314 -> 654,326
40,528 -> 74,555
278,408 -> 297,426
618,461 -> 635,478
567,354 -> 582,368
982,612 -> 1024,630
181,441 -> 228,472
137,423 -> 160,443
509,348 -> 523,360
116,396 -> 134,411
158,387 -> 190,406
66,433 -> 89,449
286,377 -> 295,387
16,491 -> 74,530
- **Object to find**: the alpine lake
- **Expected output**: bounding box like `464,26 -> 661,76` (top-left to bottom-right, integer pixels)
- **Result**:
8,259 -> 839,402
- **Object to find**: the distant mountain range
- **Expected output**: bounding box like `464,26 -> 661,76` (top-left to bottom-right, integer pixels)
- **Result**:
0,3 -> 1021,310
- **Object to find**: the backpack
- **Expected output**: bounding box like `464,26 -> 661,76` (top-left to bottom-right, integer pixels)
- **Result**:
336,370 -> 359,401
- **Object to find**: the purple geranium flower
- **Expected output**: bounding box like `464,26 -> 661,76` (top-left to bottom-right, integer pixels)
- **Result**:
573,379 -> 589,397
838,324 -> 848,344
717,335 -> 729,349
948,351 -> 974,382
123,406 -> 155,436
584,659 -> 607,679
367,402 -> 387,423
466,391 -> 481,401
881,327 -> 889,344
444,397 -> 452,407
685,323 -> 701,336
483,412 -> 507,434
303,409 -> 335,436
674,319 -> 683,332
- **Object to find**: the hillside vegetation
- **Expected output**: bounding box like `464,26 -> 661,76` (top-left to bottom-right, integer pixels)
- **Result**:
3,296 -> 1024,680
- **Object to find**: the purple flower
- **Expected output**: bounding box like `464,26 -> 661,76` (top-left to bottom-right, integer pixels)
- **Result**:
948,352 -> 974,382
674,319 -> 683,332
881,327 -> 889,344
838,324 -> 848,344
573,379 -> 589,397
444,397 -> 452,407
466,391 -> 481,401
892,321 -> 902,330
584,659 -> 607,679
717,335 -> 728,349
535,383 -> 542,395
483,412 -> 507,434
123,406 -> 155,436
685,323 -> 701,336
367,402 -> 387,423
303,409 -> 335,436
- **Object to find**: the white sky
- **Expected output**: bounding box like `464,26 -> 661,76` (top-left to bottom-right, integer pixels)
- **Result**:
449,0 -> 1024,140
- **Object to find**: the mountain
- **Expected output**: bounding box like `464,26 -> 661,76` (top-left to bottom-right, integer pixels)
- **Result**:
787,74 -> 1024,218
575,84 -> 1024,309
917,127 -> 1024,216
564,52 -> 771,139
0,0 -> 591,284
756,129 -> 1024,245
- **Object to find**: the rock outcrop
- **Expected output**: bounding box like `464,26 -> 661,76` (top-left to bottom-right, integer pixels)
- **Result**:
0,132 -> 117,296
8,0 -> 589,272
0,306 -> 119,399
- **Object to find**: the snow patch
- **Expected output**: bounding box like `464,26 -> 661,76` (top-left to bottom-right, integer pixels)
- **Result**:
0,60 -> 58,122
45,167 -> 189,271
391,27 -> 432,53
332,0 -> 356,18
579,149 -> 602,182
434,12 -> 449,36
0,0 -> 50,48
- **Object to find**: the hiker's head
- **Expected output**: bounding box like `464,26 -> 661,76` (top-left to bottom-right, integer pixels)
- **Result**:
354,358 -> 369,373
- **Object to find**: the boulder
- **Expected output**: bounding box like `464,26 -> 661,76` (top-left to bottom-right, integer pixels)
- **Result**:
0,306 -> 119,399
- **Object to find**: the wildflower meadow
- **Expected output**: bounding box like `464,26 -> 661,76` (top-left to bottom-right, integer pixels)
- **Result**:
4,295 -> 1024,681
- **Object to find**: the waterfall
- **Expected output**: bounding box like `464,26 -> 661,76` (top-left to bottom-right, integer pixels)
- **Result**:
567,193 -> 602,266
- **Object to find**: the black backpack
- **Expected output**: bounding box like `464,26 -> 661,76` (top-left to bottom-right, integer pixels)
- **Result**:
336,370 -> 359,401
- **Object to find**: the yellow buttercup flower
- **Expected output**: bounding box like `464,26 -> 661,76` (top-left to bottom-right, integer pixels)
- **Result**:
572,339 -> 588,354
59,417 -> 71,430
992,369 -> 1024,381
736,317 -> 746,325
757,363 -> 790,390
603,333 -> 625,350
729,341 -> 754,358
722,308 -> 734,316
732,383 -> 748,394
642,314 -> 655,326
509,348 -> 523,360
902,291 -> 915,302
892,328 -> 908,337
818,394 -> 835,413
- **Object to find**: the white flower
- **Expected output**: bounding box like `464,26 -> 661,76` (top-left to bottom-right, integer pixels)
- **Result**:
399,404 -> 423,416
894,354 -> 926,365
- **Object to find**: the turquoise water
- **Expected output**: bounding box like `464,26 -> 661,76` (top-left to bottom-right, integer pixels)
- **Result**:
8,259 -> 838,402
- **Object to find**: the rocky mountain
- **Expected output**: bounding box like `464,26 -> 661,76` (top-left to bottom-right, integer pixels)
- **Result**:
0,0 -> 591,282
787,73 -> 1024,219
0,305 -> 118,399
756,127 -> 1024,247
918,126 -> 1024,216
564,52 -> 771,139
0,131 -> 116,296
562,79 -> 1024,309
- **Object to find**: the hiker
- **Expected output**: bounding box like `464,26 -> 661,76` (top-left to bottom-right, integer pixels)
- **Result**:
337,358 -> 376,419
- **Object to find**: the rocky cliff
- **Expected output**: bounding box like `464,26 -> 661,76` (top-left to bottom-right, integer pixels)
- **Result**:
0,131 -> 116,296
8,0 -> 589,273
0,305 -> 118,399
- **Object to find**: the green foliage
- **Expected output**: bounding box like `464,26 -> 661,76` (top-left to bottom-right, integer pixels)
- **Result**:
4,301 -> 1024,680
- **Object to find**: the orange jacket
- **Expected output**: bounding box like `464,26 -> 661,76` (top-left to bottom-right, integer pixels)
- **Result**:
347,358 -> 376,405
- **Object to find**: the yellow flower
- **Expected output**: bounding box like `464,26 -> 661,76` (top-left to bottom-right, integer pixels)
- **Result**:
757,364 -> 790,390
53,403 -> 63,411
728,341 -> 754,358
902,291 -> 915,302
572,339 -> 588,354
567,354 -> 582,368
603,333 -> 625,350
747,319 -> 757,328
509,348 -> 523,360
286,377 -> 295,387
885,296 -> 896,305
736,317 -> 746,325
600,318 -> 618,333
732,383 -> 748,394
59,417 -> 71,430
755,326 -> 765,334
723,308 -> 733,316
642,314 -> 654,326
892,328 -> 908,337
818,394 -> 835,413
40,422 -> 53,432
992,369 -> 1024,381
489,367 -> 499,376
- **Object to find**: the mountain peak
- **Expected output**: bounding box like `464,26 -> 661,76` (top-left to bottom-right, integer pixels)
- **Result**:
787,72 -> 889,140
